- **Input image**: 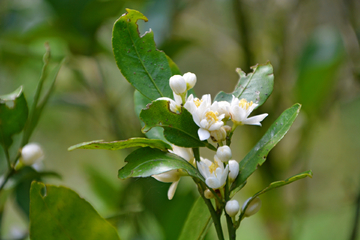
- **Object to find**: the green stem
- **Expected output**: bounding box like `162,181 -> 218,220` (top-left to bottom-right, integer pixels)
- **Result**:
0,168 -> 15,192
192,147 -> 200,162
196,181 -> 224,240
4,147 -> 11,170
224,178 -> 237,239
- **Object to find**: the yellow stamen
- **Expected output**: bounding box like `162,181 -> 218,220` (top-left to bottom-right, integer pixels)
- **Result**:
205,111 -> 219,122
209,161 -> 219,174
194,99 -> 203,107
239,98 -> 253,110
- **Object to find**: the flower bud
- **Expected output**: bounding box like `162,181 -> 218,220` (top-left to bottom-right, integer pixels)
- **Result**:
204,189 -> 214,199
169,75 -> 187,95
183,72 -> 197,90
225,200 -> 240,217
210,127 -> 227,143
20,143 -> 44,166
215,145 -> 232,162
228,160 -> 239,182
242,197 -> 261,217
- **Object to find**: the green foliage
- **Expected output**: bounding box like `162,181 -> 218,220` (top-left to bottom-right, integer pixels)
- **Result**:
214,62 -> 274,107
140,100 -> 216,150
231,103 -> 302,195
178,197 -> 212,240
134,90 -> 169,143
0,86 -> 28,150
241,170 -> 313,215
112,9 -> 173,100
296,27 -> 345,115
13,167 -> 61,219
68,138 -> 172,152
30,181 -> 121,240
118,147 -> 203,180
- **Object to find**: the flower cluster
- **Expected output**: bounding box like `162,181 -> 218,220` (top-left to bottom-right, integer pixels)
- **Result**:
152,72 -> 264,218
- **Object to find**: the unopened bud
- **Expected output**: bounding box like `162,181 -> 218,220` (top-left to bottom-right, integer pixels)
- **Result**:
169,75 -> 187,95
225,200 -> 240,217
204,189 -> 214,199
215,145 -> 232,162
242,197 -> 261,217
183,72 -> 197,90
20,143 -> 44,166
228,160 -> 239,182
210,127 -> 227,142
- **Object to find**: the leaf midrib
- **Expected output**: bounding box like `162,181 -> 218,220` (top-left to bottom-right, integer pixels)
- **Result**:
125,20 -> 164,98
235,65 -> 258,98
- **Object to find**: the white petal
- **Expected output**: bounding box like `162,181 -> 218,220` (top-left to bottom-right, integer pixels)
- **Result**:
208,121 -> 224,131
167,180 -> 180,200
219,165 -> 229,187
172,145 -> 193,162
152,170 -> 180,183
242,113 -> 268,126
200,118 -> 209,129
206,177 -> 220,189
198,128 -> 210,141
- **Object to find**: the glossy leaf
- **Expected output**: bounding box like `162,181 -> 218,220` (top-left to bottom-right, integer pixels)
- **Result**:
112,9 -> 173,100
140,100 -> 215,150
134,90 -> 169,143
68,137 -> 172,152
30,181 -> 121,240
241,170 -> 312,214
118,147 -> 203,180
178,197 -> 212,240
214,62 -> 274,108
0,86 -> 28,149
231,103 -> 301,195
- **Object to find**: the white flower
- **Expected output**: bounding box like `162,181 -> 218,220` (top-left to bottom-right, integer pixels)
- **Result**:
229,96 -> 268,126
215,145 -> 232,162
183,72 -> 197,90
169,75 -> 187,95
211,101 -> 231,120
228,160 -> 239,182
197,156 -> 229,189
20,143 -> 44,166
184,94 -> 225,141
152,146 -> 194,200
225,200 -> 240,217
242,197 -> 262,217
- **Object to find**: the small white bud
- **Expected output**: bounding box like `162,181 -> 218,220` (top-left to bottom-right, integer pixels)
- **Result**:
169,75 -> 187,95
152,170 -> 180,183
204,189 -> 214,199
225,200 -> 240,217
242,197 -> 262,217
215,145 -> 232,162
20,143 -> 44,166
228,160 -> 239,182
210,127 -> 227,143
183,72 -> 197,90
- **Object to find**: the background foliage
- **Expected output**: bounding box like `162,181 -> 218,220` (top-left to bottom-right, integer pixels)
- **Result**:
1,0 -> 360,239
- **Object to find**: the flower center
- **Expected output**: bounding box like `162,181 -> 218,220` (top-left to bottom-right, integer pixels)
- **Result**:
205,111 -> 219,122
194,99 -> 203,107
209,161 -> 219,174
239,99 -> 253,110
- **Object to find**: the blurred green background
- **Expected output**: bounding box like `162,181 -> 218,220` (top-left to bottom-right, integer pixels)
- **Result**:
1,0 -> 360,239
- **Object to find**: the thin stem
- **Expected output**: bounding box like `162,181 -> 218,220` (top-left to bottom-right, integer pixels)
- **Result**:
196,181 -> 225,240
224,178 -> 237,239
349,181 -> 360,240
0,168 -> 15,192
4,147 -> 11,170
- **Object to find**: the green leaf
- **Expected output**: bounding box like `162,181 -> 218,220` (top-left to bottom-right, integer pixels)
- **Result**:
140,100 -> 215,150
178,197 -> 212,240
30,181 -> 121,240
231,103 -> 301,195
166,55 -> 182,75
68,137 -> 172,151
13,167 -> 61,219
118,147 -> 203,180
241,170 -> 312,213
134,90 -> 169,143
112,9 -> 173,100
214,62 -> 274,108
0,86 -> 28,149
